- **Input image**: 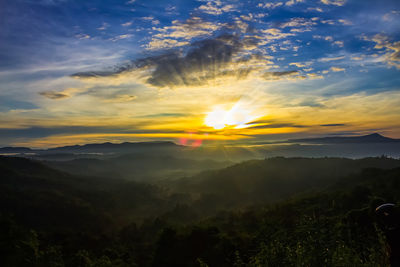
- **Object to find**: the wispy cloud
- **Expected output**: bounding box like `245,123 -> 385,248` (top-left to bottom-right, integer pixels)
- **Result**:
320,0 -> 346,6
366,34 -> 400,69
330,66 -> 345,72
307,7 -> 323,12
39,87 -> 82,100
109,34 -> 133,42
319,56 -> 345,62
285,0 -> 305,6
97,22 -> 109,31
279,17 -> 317,28
258,2 -> 283,9
320,123 -> 347,126
197,0 -> 236,15
146,17 -> 224,50
121,21 -> 132,27
262,70 -> 300,80
39,91 -> 70,100
102,94 -> 137,103
289,62 -> 312,68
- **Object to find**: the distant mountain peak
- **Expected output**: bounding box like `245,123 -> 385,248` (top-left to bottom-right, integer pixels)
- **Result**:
365,133 -> 384,138
289,133 -> 399,144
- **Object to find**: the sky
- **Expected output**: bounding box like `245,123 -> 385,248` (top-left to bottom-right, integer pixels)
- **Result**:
0,0 -> 400,148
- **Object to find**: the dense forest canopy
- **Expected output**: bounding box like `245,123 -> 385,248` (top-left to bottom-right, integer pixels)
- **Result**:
1,155 -> 399,266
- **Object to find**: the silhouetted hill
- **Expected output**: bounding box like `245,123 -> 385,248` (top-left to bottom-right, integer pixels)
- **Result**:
45,154 -> 232,181
171,157 -> 400,209
0,156 -> 175,231
0,141 -> 261,162
0,146 -> 34,154
47,141 -> 179,153
3,135 -> 400,162
289,133 -> 400,144
1,155 -> 400,266
0,141 -> 180,155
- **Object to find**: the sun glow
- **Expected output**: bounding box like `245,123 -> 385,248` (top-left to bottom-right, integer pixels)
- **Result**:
204,103 -> 261,130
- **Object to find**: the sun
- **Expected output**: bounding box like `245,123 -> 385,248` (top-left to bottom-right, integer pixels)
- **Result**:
204,104 -> 259,130
204,107 -> 228,130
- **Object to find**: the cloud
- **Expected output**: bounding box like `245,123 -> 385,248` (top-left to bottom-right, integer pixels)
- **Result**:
97,22 -> 109,31
317,35 -> 332,41
314,35 -> 345,47
122,21 -> 132,27
147,39 -> 190,50
39,91 -> 69,100
351,56 -> 363,61
261,70 -> 317,81
383,10 -> 400,22
298,99 -> 325,107
338,19 -> 352,25
260,28 -> 295,44
290,28 -> 311,33
102,94 -> 137,103
333,41 -> 344,47
367,34 -> 400,69
0,99 -> 38,112
141,16 -> 160,25
248,122 -> 307,129
197,1 -> 236,15
279,18 -> 317,28
39,87 -> 82,100
109,34 -> 133,42
73,34 -> 269,88
144,36 -> 260,88
240,14 -> 254,22
263,70 -> 299,79
320,123 -> 347,126
0,125 -> 158,140
140,113 -> 187,118
75,33 -> 91,40
146,17 -> 224,50
330,67 -> 345,72
289,62 -> 312,68
320,0 -> 346,6
307,7 -> 323,12
319,56 -> 345,62
258,2 -> 283,9
285,0 -> 305,6
307,73 -> 324,79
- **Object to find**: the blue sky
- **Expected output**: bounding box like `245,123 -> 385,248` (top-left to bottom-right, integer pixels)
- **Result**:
1,0 -> 400,147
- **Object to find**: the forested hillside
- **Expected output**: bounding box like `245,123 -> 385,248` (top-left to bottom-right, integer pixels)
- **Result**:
1,156 -> 399,266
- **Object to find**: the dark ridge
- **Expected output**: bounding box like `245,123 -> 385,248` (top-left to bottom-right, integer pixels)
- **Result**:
0,147 -> 34,153
0,141 -> 179,153
289,133 -> 399,144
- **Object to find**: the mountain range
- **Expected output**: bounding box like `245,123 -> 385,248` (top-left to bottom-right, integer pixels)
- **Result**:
1,133 -> 399,154
288,133 -> 400,144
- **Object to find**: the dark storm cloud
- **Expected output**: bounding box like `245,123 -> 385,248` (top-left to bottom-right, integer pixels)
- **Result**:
72,34 -> 262,88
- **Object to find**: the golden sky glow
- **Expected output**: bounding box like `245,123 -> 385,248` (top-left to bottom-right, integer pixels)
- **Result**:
1,0 -> 400,147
